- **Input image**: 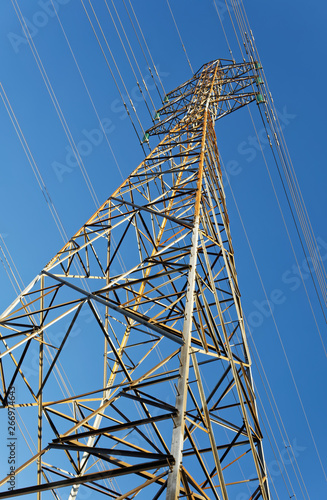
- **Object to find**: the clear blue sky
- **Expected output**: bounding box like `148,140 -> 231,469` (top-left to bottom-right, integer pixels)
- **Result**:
0,1 -> 326,498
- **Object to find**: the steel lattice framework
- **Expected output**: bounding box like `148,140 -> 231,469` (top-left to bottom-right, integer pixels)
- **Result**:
0,60 -> 270,499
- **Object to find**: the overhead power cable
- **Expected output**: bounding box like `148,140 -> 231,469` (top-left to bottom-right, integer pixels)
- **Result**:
0,83 -> 67,243
105,0 -> 157,117
220,158 -> 314,497
257,104 -> 327,325
81,0 -> 149,153
223,0 -> 245,60
213,0 -> 235,62
123,0 -> 165,99
214,0 -> 327,320
229,0 -> 327,314
165,0 -> 193,74
50,0 -> 124,182
104,0 -> 153,121
250,339 -> 311,499
1,17 -> 112,425
253,377 -> 301,499
10,0 -> 100,209
213,9 -> 327,489
248,106 -> 327,351
0,234 -> 25,296
221,155 -> 327,482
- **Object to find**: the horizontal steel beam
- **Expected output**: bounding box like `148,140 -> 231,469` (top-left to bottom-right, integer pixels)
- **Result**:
0,459 -> 174,498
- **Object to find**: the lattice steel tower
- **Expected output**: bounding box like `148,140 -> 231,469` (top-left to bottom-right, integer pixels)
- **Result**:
0,60 -> 270,499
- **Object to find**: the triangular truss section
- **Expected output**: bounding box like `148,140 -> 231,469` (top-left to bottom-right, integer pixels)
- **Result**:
0,60 -> 270,499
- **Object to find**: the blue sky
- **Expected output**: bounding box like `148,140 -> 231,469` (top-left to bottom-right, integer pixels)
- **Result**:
0,1 -> 326,498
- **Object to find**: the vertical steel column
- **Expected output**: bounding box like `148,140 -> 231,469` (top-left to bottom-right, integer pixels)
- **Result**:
166,111 -> 208,500
37,275 -> 44,500
103,202 -> 112,399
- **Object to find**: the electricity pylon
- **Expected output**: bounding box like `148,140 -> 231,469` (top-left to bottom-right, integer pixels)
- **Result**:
0,59 -> 270,499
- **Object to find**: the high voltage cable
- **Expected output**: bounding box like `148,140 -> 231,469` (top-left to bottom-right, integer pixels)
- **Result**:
213,0 -> 235,61
50,0 -> 124,182
221,161 -> 315,496
237,1 -> 325,288
103,0 -> 155,121
123,0 -> 165,99
0,251 -> 20,297
257,104 -> 327,325
165,0 -> 193,74
254,76 -> 327,308
10,0 -> 127,319
110,0 -> 159,111
10,0 -> 127,289
253,381 -> 299,499
212,3 -> 327,485
0,79 -> 113,300
250,342 -> 311,499
0,235 -> 25,296
257,77 -> 327,306
81,0 -> 149,154
0,83 -> 67,243
224,0 -> 327,311
52,0 -> 139,283
229,0 -> 327,312
105,0 -> 157,117
223,0 -> 245,60
222,156 -> 327,481
246,107 -> 327,352
10,0 -> 100,210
